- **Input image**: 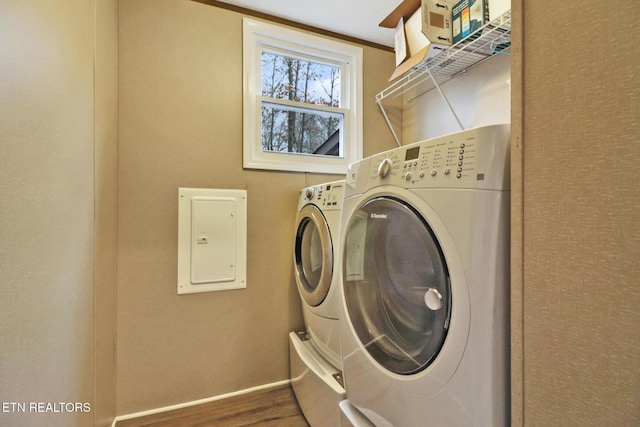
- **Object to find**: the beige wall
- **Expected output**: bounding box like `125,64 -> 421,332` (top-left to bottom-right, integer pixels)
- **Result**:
0,0 -> 117,426
95,0 -> 119,426
511,0 -> 640,425
116,0 -> 395,415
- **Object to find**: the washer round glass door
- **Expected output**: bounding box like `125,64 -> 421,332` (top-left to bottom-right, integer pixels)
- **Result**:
343,196 -> 451,375
294,204 -> 333,307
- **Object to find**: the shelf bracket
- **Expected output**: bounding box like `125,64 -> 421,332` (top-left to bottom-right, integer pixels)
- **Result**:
425,65 -> 465,131
376,96 -> 402,147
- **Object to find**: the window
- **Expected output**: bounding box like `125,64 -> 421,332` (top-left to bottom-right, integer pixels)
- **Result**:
243,18 -> 363,174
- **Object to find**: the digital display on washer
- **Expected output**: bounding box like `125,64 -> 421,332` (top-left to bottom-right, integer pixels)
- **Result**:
405,146 -> 420,161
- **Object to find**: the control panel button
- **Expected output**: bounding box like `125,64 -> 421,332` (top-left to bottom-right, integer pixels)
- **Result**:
405,172 -> 412,181
430,169 -> 437,177
444,167 -> 451,175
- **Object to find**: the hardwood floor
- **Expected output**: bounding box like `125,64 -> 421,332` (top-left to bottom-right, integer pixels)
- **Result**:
116,385 -> 309,427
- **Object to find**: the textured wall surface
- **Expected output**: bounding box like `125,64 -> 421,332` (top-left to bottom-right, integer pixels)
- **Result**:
520,1 -> 640,425
0,0 -> 117,425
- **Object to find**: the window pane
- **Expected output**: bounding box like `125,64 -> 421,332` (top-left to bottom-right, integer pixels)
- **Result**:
261,102 -> 342,156
262,52 -> 341,107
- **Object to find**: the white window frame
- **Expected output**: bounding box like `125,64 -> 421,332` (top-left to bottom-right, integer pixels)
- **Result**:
243,18 -> 363,174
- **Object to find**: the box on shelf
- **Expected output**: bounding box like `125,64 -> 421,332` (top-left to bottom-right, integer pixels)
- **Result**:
421,0 -> 453,46
381,0 -> 453,81
452,0 -> 489,44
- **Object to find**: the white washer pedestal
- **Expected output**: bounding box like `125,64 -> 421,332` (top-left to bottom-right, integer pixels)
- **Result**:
289,332 -> 345,427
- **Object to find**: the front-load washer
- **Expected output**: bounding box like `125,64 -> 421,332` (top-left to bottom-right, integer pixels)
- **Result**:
293,180 -> 345,368
339,124 -> 511,427
290,180 -> 346,427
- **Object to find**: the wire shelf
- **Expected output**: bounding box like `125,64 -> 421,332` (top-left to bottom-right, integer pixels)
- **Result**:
376,10 -> 512,104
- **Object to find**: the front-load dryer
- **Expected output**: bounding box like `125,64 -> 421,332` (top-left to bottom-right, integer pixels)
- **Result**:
290,180 -> 346,427
339,125 -> 511,427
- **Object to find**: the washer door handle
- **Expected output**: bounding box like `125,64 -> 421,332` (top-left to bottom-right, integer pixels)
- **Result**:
424,288 -> 443,311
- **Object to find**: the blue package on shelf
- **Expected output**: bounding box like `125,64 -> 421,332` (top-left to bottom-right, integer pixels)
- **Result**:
452,0 -> 489,44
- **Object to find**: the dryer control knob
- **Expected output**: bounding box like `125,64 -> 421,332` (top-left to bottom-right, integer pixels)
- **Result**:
377,158 -> 392,178
424,288 -> 443,311
305,188 -> 315,200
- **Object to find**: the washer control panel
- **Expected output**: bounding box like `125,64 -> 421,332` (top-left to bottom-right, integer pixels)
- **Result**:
362,125 -> 510,191
299,180 -> 345,211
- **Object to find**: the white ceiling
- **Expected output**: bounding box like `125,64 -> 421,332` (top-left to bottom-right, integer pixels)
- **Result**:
214,0 -> 401,47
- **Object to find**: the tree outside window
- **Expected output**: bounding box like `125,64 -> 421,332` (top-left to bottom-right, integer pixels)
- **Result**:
261,52 -> 342,156
243,18 -> 362,174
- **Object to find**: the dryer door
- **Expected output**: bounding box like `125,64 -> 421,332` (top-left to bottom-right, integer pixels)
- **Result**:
294,204 -> 333,307
343,196 -> 451,375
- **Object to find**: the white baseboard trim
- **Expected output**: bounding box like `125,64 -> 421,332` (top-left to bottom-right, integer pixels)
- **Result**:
111,379 -> 291,427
